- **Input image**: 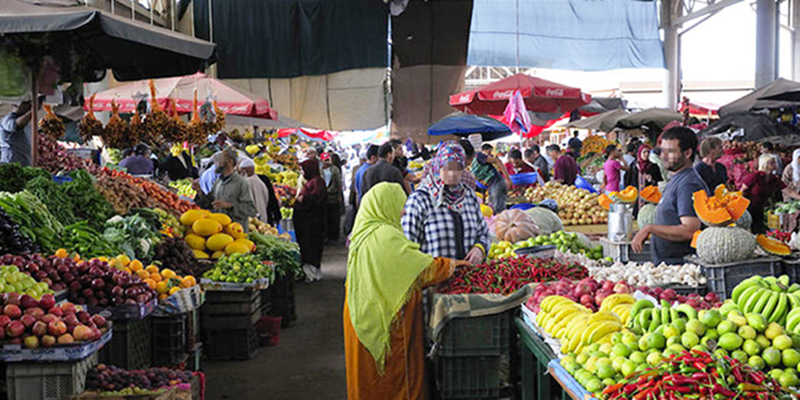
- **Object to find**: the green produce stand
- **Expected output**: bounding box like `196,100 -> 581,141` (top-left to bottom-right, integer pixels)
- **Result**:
515,317 -> 563,400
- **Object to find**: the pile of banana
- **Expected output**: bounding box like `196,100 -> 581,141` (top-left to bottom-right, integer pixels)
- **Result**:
537,294 -> 636,355
628,299 -> 697,333
733,275 -> 800,326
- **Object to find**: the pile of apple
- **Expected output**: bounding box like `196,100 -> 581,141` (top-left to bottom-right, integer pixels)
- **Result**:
635,286 -> 723,310
527,277 -> 632,313
0,293 -> 110,349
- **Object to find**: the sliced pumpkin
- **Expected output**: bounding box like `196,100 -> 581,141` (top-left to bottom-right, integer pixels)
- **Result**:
640,186 -> 661,204
691,230 -> 701,249
693,188 -> 751,226
598,193 -> 612,211
756,234 -> 791,256
614,186 -> 638,203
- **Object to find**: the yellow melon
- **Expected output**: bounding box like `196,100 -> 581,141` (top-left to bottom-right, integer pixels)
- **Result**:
192,250 -> 209,259
234,238 -> 256,252
207,233 -> 235,252
192,219 -> 222,237
211,250 -> 224,259
225,222 -> 247,239
179,210 -> 205,226
209,213 -> 232,226
184,233 -> 207,251
224,241 -> 250,255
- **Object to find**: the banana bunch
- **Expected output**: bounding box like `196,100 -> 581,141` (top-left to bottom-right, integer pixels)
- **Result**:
246,144 -> 261,155
536,296 -> 622,355
599,294 -> 636,326
248,217 -> 279,236
732,275 -> 800,326
629,299 -> 697,333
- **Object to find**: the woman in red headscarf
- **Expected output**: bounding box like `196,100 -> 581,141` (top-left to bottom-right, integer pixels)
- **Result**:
624,144 -> 663,215
295,159 -> 328,282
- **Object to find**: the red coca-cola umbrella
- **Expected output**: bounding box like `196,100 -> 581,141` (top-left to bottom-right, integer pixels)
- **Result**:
277,128 -> 337,142
450,73 -> 591,116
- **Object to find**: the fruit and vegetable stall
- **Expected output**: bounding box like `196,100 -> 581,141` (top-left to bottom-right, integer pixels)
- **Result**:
0,135 -> 302,399
425,179 -> 800,400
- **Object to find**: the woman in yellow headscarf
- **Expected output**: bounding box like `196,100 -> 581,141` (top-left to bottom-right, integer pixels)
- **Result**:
344,182 -> 467,400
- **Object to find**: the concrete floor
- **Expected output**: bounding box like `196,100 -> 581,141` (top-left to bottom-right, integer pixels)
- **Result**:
204,244 -> 348,400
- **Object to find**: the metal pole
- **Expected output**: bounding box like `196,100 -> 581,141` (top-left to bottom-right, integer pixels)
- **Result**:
111,0 -> 115,15
150,0 -> 154,25
793,0 -> 800,79
756,0 -> 778,88
661,0 -> 680,110
171,0 -> 176,31
131,0 -> 135,20
30,71 -> 38,167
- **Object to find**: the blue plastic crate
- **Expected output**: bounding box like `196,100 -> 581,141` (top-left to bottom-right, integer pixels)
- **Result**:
510,172 -> 538,186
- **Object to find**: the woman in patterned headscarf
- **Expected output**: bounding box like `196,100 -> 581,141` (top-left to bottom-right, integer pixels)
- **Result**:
401,141 -> 490,264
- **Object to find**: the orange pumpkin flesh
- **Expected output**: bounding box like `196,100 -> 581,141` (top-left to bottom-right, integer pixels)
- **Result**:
756,234 -> 791,256
693,188 -> 751,227
640,186 -> 661,204
614,186 -> 638,203
691,230 -> 701,249
598,194 -> 612,211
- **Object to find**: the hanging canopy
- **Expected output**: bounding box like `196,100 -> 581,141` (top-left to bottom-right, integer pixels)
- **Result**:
700,112 -> 800,143
578,97 -> 628,116
680,101 -> 719,117
88,73 -> 277,119
449,73 -> 591,115
567,109 -> 628,132
614,108 -> 682,132
0,0 -> 216,81
719,78 -> 800,117
428,113 -> 512,141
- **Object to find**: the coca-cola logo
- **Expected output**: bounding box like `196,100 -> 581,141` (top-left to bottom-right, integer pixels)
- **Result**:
545,88 -> 565,97
491,90 -> 515,99
458,94 -> 471,103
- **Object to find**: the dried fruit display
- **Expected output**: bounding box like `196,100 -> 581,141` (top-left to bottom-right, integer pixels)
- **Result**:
39,104 -> 65,140
78,94 -> 103,144
102,100 -> 133,149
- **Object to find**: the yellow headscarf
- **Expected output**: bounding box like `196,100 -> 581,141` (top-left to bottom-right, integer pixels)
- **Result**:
346,182 -> 433,373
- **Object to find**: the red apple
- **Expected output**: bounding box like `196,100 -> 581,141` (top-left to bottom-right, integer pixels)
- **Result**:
31,321 -> 47,337
0,315 -> 11,329
24,307 -> 45,318
60,302 -> 77,315
73,325 -> 93,342
38,294 -> 56,310
23,335 -> 39,349
47,307 -> 63,317
601,280 -> 615,292
57,333 -> 74,345
19,314 -> 36,328
613,283 -> 631,294
705,292 -> 719,303
76,311 -> 91,324
41,335 -> 56,348
47,320 -> 67,337
90,327 -> 102,341
595,290 -> 611,306
660,289 -> 677,301
6,321 -> 25,338
685,299 -> 699,308
19,294 -> 38,310
3,304 -> 21,319
5,293 -> 21,306
40,314 -> 57,324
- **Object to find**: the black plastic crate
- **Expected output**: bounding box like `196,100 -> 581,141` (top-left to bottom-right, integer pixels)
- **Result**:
259,288 -> 273,316
187,308 -> 200,352
783,258 -> 800,284
201,309 -> 261,330
202,291 -> 261,316
686,255 -> 783,301
268,274 -> 296,327
152,314 -> 188,367
5,352 -> 98,400
203,326 -> 259,360
99,318 -> 152,370
435,355 -> 501,399
657,283 -> 709,296
439,311 -> 511,357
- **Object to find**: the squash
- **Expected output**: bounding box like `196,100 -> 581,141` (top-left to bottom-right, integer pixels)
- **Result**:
640,186 -> 661,204
494,209 -> 540,243
612,186 -> 638,203
735,210 -> 752,231
598,194 -> 612,211
193,218 -> 223,237
690,230 -> 701,249
756,234 -> 791,256
480,204 -> 494,218
693,188 -> 750,226
695,227 -> 756,264
637,203 -> 657,227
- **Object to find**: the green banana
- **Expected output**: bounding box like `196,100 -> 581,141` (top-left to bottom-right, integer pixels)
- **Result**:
660,300 -> 671,326
789,283 -> 800,293
670,308 -> 679,324
649,311 -> 661,332
737,286 -> 763,311
752,289 -> 772,315
788,293 -> 800,309
768,293 -> 788,324
675,304 -> 698,320
779,275 -> 791,290
732,278 -> 760,303
787,309 -> 800,333
743,288 -> 767,314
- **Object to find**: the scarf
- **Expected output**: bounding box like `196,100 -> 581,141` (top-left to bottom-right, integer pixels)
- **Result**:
637,144 -> 652,173
792,149 -> 800,183
419,141 -> 468,211
299,159 -> 325,203
346,182 -> 433,373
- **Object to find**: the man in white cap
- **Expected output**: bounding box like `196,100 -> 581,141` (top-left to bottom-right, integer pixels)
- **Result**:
237,157 -> 271,223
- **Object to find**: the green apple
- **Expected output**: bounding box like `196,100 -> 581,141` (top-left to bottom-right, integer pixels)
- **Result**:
681,332 -> 700,349
774,335 -> 793,351
686,319 -> 706,336
783,349 -> 800,368
743,339 -> 762,356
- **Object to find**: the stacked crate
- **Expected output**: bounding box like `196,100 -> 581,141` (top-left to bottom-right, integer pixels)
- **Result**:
201,290 -> 260,360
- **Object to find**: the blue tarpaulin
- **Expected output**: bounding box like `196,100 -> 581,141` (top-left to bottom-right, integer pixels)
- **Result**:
428,113 -> 512,141
467,0 -> 664,71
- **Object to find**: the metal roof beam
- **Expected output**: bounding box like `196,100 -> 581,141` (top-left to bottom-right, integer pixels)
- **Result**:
672,0 -> 744,27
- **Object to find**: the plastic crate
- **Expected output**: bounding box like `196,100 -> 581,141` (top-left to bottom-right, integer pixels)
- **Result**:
600,238 -> 651,263
6,351 -> 98,400
152,314 -> 188,367
201,309 -> 261,330
657,283 -> 708,296
686,255 -> 783,301
260,288 -> 273,316
99,318 -> 152,370
187,308 -> 200,352
435,355 -> 501,399
783,257 -> 800,284
202,291 -> 261,315
439,311 -> 511,357
203,327 -> 259,360
268,274 -> 296,327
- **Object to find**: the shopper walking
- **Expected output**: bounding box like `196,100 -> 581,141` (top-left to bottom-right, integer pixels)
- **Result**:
361,142 -> 405,196
295,159 -> 327,281
403,141 -> 489,263
694,137 -> 727,191
741,154 -> 784,233
209,148 -> 257,230
344,182 -> 468,400
321,152 -> 343,244
237,158 -> 271,223
470,143 -> 513,212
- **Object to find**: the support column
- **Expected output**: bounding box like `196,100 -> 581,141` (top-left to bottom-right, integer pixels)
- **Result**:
792,0 -> 800,80
662,0 -> 680,110
756,0 -> 778,88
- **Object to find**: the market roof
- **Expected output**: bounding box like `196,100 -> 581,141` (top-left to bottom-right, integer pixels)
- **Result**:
719,78 -> 800,117
0,0 -> 216,81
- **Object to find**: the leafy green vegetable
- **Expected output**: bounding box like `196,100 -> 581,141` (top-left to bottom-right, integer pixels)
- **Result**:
0,190 -> 63,253
102,215 -> 161,261
0,164 -> 51,193
25,175 -> 77,225
62,169 -> 115,230
62,221 -> 119,259
251,232 -> 302,279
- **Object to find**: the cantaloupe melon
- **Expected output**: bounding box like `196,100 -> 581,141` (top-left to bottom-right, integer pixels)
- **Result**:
211,250 -> 224,259
207,233 -> 235,252
209,213 -> 232,226
193,219 -> 223,237
225,222 -> 247,239
224,241 -> 250,255
234,238 -> 256,252
184,233 -> 206,251
180,210 -> 205,226
193,249 -> 210,259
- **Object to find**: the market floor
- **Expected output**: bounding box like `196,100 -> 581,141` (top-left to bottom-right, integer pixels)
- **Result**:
204,243 -> 348,400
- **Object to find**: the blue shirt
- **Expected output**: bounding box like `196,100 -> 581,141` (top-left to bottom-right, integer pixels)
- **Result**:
0,112 -> 31,166
355,162 -> 373,201
652,168 -> 709,265
118,155 -> 154,176
199,168 -> 220,195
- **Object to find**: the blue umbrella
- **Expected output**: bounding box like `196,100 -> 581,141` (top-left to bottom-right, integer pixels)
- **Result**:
428,113 -> 513,141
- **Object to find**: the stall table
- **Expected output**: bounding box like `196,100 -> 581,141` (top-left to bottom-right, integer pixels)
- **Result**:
516,317 -> 563,400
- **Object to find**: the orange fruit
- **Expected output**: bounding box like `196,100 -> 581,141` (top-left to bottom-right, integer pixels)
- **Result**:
116,254 -> 131,267
158,293 -> 169,300
169,287 -> 181,295
156,281 -> 169,294
161,268 -> 176,280
180,276 -> 196,288
55,249 -> 68,258
124,267 -> 132,275
144,278 -> 157,290
150,273 -> 162,283
129,260 -> 143,272
145,265 -> 159,274
137,270 -> 150,280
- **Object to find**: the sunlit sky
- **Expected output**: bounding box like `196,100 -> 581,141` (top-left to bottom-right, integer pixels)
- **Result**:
522,2 -> 794,108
